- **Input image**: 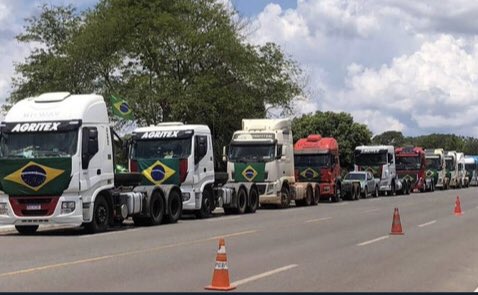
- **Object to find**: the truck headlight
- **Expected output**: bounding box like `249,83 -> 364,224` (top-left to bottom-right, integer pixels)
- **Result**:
61,201 -> 75,214
0,202 -> 8,215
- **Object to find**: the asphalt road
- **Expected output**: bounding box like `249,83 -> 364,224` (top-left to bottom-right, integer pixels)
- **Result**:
1,187 -> 478,292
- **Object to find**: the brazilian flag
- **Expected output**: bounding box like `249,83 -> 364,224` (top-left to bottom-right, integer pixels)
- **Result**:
110,95 -> 133,120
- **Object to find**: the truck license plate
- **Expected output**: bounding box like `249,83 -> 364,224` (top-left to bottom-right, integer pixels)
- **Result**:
26,204 -> 41,210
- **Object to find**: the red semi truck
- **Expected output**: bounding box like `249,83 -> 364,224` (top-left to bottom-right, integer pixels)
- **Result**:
395,146 -> 434,193
294,135 -> 342,202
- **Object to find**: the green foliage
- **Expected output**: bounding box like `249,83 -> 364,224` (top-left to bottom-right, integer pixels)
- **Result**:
9,0 -> 304,170
372,131 -> 405,146
292,111 -> 373,170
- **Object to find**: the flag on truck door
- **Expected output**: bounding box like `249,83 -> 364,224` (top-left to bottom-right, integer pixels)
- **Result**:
110,95 -> 133,120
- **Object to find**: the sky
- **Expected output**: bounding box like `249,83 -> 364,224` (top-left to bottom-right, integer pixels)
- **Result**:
1,1 -> 478,137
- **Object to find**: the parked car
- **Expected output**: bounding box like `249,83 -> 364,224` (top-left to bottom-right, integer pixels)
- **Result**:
342,171 -> 379,200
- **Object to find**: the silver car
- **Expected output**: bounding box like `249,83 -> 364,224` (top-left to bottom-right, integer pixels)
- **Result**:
342,171 -> 379,200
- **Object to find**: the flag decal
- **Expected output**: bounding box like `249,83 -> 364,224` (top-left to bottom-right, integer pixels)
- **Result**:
4,161 -> 65,191
142,160 -> 176,185
242,165 -> 258,182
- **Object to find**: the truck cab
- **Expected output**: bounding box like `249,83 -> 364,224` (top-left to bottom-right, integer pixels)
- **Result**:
446,151 -> 461,188
464,155 -> 477,186
293,135 -> 342,202
457,152 -> 468,188
226,119 -> 294,208
395,146 -> 433,192
354,145 -> 403,195
425,148 -> 448,190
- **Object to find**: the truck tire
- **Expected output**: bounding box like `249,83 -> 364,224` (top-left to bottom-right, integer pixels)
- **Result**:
312,186 -> 320,205
305,186 -> 313,206
373,185 -> 379,198
236,187 -> 247,214
165,190 -> 182,224
85,195 -> 110,233
279,186 -> 290,208
391,182 -> 396,196
332,183 -> 342,202
15,225 -> 39,235
145,191 -> 165,225
246,187 -> 259,213
196,189 -> 213,219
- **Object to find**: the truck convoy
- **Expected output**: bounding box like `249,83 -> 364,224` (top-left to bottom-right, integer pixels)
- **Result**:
293,135 -> 342,203
395,146 -> 434,192
0,92 -> 185,234
354,145 -> 406,195
225,119 -> 326,208
129,122 -> 259,217
425,149 -> 448,190
465,156 -> 478,186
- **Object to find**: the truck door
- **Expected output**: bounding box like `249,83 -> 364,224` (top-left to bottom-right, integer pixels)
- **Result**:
80,126 -> 106,194
194,135 -> 214,187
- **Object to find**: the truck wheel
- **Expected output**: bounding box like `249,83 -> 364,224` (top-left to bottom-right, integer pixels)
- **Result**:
246,187 -> 259,213
165,190 -> 182,224
373,186 -> 379,198
85,195 -> 110,233
312,186 -> 320,205
196,190 -> 213,219
279,186 -> 290,208
332,184 -> 342,202
236,187 -> 247,214
391,182 -> 396,196
147,191 -> 165,225
15,225 -> 38,235
305,186 -> 313,206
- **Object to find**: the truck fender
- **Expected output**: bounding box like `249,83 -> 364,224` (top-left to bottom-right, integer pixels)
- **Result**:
82,185 -> 115,223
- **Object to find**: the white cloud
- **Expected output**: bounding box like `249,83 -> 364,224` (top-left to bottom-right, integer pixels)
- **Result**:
246,0 -> 478,137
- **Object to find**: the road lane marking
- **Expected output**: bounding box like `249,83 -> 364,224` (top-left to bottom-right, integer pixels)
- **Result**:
232,264 -> 298,286
305,217 -> 332,223
80,227 -> 143,238
357,235 -> 389,246
0,230 -> 258,278
361,208 -> 380,214
207,216 -> 242,222
418,220 -> 437,228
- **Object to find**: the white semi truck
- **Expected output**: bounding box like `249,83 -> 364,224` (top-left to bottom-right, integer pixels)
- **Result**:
224,119 -> 315,208
425,148 -> 449,190
0,92 -> 183,234
457,152 -> 468,188
129,123 -> 258,217
354,145 -> 405,195
446,151 -> 462,188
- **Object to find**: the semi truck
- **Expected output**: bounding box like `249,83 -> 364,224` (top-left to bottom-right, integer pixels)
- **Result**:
446,151 -> 462,189
395,146 -> 434,192
225,119 -> 322,208
129,123 -> 259,218
425,148 -> 449,190
465,156 -> 478,186
457,152 -> 469,188
293,135 -> 342,203
0,92 -> 184,234
354,145 -> 406,195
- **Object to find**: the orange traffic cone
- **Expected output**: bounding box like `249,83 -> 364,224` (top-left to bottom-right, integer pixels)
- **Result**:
205,238 -> 236,291
390,208 -> 404,235
454,196 -> 463,216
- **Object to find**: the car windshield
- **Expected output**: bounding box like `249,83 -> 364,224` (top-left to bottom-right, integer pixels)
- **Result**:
132,138 -> 192,159
396,156 -> 421,170
228,144 -> 275,162
445,158 -> 455,171
355,152 -> 387,166
426,157 -> 442,170
0,131 -> 78,159
294,154 -> 331,167
345,173 -> 366,180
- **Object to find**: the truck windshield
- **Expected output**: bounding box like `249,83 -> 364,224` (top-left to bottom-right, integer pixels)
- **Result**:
344,173 -> 366,180
396,156 -> 421,170
228,144 -> 275,162
445,158 -> 455,171
354,152 -> 387,166
426,157 -> 442,170
465,163 -> 476,173
132,138 -> 192,159
294,154 -> 331,167
0,131 -> 78,159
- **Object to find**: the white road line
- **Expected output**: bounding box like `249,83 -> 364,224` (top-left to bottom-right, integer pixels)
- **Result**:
305,217 -> 332,223
207,216 -> 241,222
418,220 -> 437,228
232,264 -> 298,287
361,208 -> 380,214
80,227 -> 143,238
357,235 -> 389,246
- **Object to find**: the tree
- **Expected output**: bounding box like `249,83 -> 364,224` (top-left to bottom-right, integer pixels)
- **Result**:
292,111 -> 373,170
372,131 -> 406,146
9,0 -> 304,170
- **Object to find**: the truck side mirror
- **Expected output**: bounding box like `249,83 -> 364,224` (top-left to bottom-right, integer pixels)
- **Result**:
82,127 -> 99,170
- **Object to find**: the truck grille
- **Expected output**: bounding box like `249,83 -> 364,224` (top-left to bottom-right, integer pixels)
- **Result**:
257,184 -> 267,195
9,196 -> 60,217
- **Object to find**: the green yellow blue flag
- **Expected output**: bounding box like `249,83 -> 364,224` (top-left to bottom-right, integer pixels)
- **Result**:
110,95 -> 133,120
